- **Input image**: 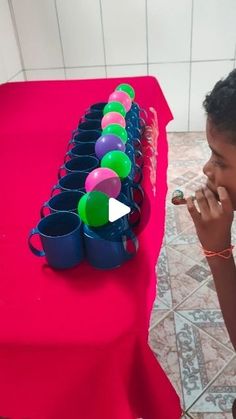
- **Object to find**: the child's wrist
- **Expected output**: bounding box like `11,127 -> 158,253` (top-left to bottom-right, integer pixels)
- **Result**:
202,244 -> 234,259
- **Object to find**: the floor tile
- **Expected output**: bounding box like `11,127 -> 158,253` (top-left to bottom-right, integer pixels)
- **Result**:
176,282 -> 233,350
168,225 -> 211,269
156,246 -> 210,308
188,357 -> 236,417
149,312 -> 233,411
149,297 -> 171,329
164,204 -> 193,244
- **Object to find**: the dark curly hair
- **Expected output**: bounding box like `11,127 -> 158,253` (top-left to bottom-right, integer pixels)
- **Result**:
203,69 -> 236,142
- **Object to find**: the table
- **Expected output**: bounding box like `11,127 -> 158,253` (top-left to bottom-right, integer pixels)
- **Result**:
0,76 -> 182,419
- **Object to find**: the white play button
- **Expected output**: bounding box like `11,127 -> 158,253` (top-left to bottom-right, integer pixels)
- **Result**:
109,198 -> 131,222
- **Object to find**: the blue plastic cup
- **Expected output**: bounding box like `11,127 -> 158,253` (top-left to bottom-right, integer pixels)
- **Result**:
126,110 -> 146,130
28,212 -> 84,269
69,130 -> 100,152
71,127 -> 101,143
51,172 -> 88,196
78,120 -> 102,132
58,155 -> 99,179
40,191 -> 84,218
83,218 -> 138,270
130,102 -> 148,121
71,122 -> 102,140
89,102 -> 107,112
65,143 -> 95,162
84,111 -> 103,121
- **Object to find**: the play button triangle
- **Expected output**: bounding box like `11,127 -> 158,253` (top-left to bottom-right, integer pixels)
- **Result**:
109,198 -> 131,222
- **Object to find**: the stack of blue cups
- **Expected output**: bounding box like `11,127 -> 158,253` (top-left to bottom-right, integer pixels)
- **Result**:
28,88 -> 147,271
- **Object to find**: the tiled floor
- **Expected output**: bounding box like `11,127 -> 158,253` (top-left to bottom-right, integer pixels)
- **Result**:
149,132 -> 236,418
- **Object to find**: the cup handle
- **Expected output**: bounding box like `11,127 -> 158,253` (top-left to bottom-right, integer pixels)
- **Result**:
79,115 -> 85,124
129,201 -> 141,228
40,202 -> 49,218
140,108 -> 148,121
135,149 -> 144,168
119,195 -> 141,228
28,228 -> 45,257
64,151 -> 71,163
133,138 -> 142,151
133,164 -> 143,184
67,139 -> 74,152
123,229 -> 139,259
51,184 -> 60,197
58,164 -> 65,179
72,128 -> 78,139
131,183 -> 144,206
139,117 -> 146,128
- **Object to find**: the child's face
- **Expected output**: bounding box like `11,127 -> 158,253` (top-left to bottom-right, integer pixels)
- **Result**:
203,119 -> 236,210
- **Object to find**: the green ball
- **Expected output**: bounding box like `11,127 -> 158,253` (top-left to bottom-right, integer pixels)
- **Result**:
102,124 -> 128,144
103,101 -> 126,117
116,83 -> 135,100
101,151 -> 132,179
77,191 -> 109,227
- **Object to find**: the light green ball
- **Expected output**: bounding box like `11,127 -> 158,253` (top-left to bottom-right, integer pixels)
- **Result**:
116,83 -> 135,100
101,151 -> 132,179
78,191 -> 109,227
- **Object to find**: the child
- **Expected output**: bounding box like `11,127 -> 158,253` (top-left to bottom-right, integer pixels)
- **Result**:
186,68 -> 236,417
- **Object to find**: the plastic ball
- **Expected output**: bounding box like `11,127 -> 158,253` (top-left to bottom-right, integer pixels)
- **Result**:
103,101 -> 126,117
102,124 -> 128,144
101,151 -> 132,179
77,191 -> 109,227
101,112 -> 126,130
85,167 -> 121,198
95,134 -> 125,160
116,83 -> 135,100
108,91 -> 132,112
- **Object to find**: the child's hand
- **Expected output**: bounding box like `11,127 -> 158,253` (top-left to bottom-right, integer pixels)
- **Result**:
186,186 -> 234,252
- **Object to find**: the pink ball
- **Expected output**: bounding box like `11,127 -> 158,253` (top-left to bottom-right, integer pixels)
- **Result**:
85,167 -> 121,198
101,112 -> 126,130
108,91 -> 132,112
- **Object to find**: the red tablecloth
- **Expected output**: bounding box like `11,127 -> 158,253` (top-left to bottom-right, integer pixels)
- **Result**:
0,77 -> 181,419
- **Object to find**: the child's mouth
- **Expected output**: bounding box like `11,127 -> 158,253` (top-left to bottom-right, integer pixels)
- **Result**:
206,183 -> 220,201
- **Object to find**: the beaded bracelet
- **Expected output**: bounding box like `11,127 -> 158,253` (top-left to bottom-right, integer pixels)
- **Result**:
202,245 -> 234,259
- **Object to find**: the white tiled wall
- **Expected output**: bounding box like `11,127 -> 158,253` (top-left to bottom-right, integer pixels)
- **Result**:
1,0 -> 236,132
0,0 -> 22,83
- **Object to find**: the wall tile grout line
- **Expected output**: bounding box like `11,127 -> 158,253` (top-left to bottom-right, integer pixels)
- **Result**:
99,0 -> 107,78
187,0 -> 194,131
21,58 -> 236,75
7,69 -> 23,82
54,0 -> 66,79
8,0 -> 26,81
234,43 -> 236,68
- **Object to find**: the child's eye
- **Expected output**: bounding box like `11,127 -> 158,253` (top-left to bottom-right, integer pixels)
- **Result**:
210,153 -> 226,168
212,159 -> 226,168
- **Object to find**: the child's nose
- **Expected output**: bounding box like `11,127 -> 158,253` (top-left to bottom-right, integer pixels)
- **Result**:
203,159 -> 214,180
